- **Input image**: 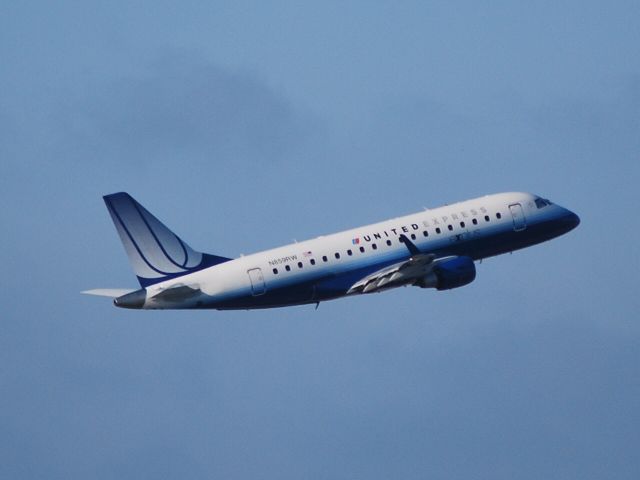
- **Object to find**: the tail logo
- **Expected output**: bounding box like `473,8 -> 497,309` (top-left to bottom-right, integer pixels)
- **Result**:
104,193 -> 203,283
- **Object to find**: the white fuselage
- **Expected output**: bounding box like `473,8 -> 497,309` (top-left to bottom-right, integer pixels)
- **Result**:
131,192 -> 579,310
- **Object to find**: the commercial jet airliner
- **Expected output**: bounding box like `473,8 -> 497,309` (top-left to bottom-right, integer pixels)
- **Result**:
83,192 -> 579,310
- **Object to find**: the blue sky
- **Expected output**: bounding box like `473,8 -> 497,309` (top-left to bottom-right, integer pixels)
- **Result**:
1,1 -> 639,478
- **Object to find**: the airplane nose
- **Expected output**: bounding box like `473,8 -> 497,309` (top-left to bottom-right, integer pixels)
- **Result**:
561,209 -> 580,232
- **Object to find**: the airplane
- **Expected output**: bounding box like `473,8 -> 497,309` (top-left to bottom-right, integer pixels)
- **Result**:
83,192 -> 580,310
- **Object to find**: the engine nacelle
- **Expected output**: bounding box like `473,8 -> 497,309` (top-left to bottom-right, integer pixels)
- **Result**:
416,256 -> 476,290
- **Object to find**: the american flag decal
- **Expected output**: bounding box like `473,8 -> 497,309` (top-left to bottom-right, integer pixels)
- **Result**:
352,238 -> 360,245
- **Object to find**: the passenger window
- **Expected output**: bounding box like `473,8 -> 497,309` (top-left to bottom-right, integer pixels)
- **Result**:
496,212 -> 502,219
436,227 -> 441,234
322,256 -> 328,262
285,265 -> 291,271
460,221 -> 465,228
410,233 -> 416,240
372,243 -> 377,250
273,268 -> 278,274
423,230 -> 428,237
298,262 -> 303,268
484,215 -> 490,222
472,218 -> 478,225
335,252 -> 340,259
310,259 -> 316,265
386,239 -> 392,246
448,225 -> 453,231
359,246 -> 365,253
347,249 -> 353,256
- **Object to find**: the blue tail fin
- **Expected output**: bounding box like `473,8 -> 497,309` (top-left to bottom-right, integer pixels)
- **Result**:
103,192 -> 232,287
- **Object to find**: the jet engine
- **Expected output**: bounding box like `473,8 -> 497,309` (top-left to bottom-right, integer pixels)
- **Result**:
416,256 -> 476,290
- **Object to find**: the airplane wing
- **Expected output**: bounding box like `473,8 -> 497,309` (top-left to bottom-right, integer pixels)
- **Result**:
347,234 -> 460,294
346,253 -> 463,294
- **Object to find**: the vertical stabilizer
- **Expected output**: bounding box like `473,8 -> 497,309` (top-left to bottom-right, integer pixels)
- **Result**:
103,192 -> 231,287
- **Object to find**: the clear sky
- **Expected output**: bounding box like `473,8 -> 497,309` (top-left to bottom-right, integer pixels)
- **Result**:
1,1 -> 639,478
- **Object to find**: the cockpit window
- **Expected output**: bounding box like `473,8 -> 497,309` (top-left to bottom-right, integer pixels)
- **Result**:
535,197 -> 552,209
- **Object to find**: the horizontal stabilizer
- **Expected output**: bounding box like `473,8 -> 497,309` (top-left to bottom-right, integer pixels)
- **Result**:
82,288 -> 136,298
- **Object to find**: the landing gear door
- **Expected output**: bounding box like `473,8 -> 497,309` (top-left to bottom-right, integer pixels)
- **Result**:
247,268 -> 266,296
509,203 -> 527,231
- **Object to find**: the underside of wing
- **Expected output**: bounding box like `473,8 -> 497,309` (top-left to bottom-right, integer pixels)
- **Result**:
347,254 -> 477,294
347,253 -> 442,294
